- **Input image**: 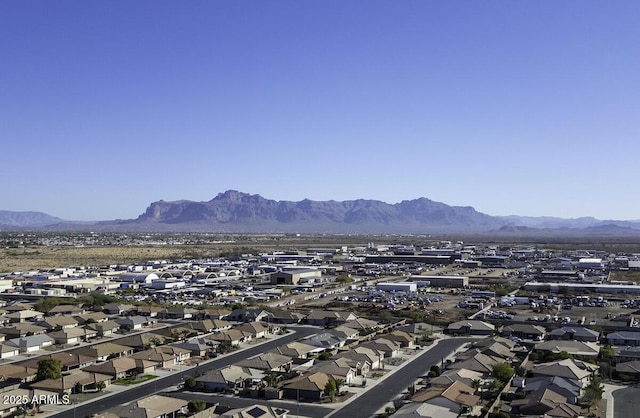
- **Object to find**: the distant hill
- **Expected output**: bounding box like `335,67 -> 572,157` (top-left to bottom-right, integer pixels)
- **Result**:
0,210 -> 66,228
3,191 -> 640,236
106,190 -> 505,233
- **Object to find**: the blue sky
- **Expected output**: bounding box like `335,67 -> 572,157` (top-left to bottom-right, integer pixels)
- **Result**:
2,1 -> 639,221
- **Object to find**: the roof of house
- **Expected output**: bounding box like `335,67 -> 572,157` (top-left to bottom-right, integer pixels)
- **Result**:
534,340 -> 600,356
282,372 -> 330,392
531,358 -> 597,381
30,370 -> 111,391
196,365 -> 263,385
447,320 -> 495,332
82,357 -> 155,376
548,326 -> 599,339
235,352 -> 292,371
106,394 -> 188,418
219,404 -> 289,418
607,330 -> 640,341
410,380 -> 479,407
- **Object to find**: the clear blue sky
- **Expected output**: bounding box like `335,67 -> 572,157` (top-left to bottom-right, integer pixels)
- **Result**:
2,1 -> 639,221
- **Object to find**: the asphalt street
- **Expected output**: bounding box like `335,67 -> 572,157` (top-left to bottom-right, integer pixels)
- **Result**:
328,337 -> 474,418
613,386 -> 640,418
48,327 -> 318,418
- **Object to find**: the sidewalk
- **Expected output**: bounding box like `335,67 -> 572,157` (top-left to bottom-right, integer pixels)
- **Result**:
604,382 -> 623,418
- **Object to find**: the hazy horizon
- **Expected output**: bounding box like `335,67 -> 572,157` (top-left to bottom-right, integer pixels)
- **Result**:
2,1 -> 639,221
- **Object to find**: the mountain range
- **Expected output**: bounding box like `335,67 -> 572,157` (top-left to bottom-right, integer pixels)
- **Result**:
2,190 -> 640,236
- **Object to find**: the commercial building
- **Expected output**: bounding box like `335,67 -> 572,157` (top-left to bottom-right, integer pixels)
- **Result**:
376,282 -> 417,293
409,275 -> 468,288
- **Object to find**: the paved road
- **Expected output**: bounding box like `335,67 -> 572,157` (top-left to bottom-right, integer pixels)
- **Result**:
613,386 -> 640,418
49,327 -> 318,418
328,338 -> 474,418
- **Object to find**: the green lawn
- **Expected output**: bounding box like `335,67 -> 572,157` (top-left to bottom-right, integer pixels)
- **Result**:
114,374 -> 157,385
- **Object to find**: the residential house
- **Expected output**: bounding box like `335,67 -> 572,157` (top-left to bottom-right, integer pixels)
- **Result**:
429,368 -> 484,388
0,388 -> 61,417
607,331 -> 640,347
118,333 -> 167,351
360,339 -> 401,358
271,311 -> 305,325
615,360 -> 640,378
20,352 -> 97,371
0,364 -> 38,384
189,319 -> 215,334
282,372 -> 331,402
104,394 -> 188,418
6,310 -> 45,323
196,365 -> 264,392
332,350 -> 373,375
46,304 -> 85,316
304,310 -> 357,327
82,357 -> 156,380
448,352 -> 503,375
86,320 -> 121,337
174,338 -> 216,358
547,327 -> 600,343
510,387 -> 581,417
207,329 -> 252,347
218,404 -> 289,418
409,380 -> 480,416
521,376 -> 581,404
48,327 -> 95,345
534,340 -> 600,360
0,343 -> 19,359
309,358 -> 356,384
273,341 -> 322,360
302,332 -> 345,350
133,306 -> 163,317
73,342 -> 134,361
226,309 -> 272,323
343,317 -> 381,332
73,312 -> 108,325
235,322 -> 269,339
235,352 -> 293,372
194,308 -> 231,320
446,320 -> 495,336
160,307 -> 198,320
130,349 -> 179,368
36,316 -> 79,331
502,324 -> 546,340
102,303 -> 134,316
530,358 -> 598,384
396,322 -> 443,337
30,370 -> 111,394
6,334 -> 54,353
115,315 -> 149,331
378,330 -> 415,348
0,323 -> 47,338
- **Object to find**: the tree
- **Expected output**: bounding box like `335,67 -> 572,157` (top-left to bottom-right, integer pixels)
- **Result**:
188,399 -> 207,413
96,381 -> 106,392
583,373 -> 604,412
333,378 -> 344,395
323,379 -> 337,401
430,365 -> 441,377
263,371 -> 282,388
336,275 -> 353,284
74,381 -> 83,394
492,362 -> 515,382
36,358 -> 62,381
185,377 -> 196,389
